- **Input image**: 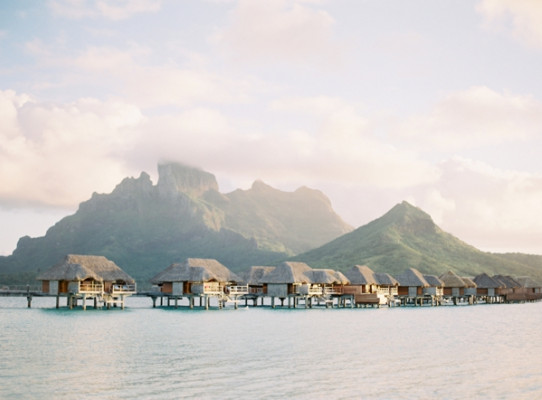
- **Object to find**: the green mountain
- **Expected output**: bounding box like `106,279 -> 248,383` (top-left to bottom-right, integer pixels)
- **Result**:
0,163 -> 352,283
294,201 -> 542,281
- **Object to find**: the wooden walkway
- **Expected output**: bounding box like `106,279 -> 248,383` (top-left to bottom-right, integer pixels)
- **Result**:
2,286 -> 541,310
0,286 -> 133,309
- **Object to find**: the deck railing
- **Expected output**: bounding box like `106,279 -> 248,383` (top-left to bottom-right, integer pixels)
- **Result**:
79,282 -> 104,294
0,285 -> 41,293
111,284 -> 137,294
308,287 -> 323,296
323,286 -> 343,295
203,283 -> 223,295
227,285 -> 249,296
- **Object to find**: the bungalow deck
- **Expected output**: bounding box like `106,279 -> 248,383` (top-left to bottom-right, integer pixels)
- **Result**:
0,284 -> 136,309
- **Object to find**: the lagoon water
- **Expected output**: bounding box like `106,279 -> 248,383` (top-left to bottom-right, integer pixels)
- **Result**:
1,297 -> 541,399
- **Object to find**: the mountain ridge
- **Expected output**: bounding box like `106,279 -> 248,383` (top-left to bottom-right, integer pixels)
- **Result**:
0,162 -> 352,282
1,167 -> 541,285
294,201 -> 542,281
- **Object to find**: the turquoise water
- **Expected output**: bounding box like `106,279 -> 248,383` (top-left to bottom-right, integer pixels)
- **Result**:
1,297 -> 541,399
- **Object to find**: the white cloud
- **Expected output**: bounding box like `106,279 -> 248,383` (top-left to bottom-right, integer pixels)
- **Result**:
25,43 -> 257,108
48,0 -> 161,20
0,90 -> 144,207
133,95 -> 439,191
213,0 -> 340,65
477,0 -> 542,48
409,156 -> 542,253
400,86 -> 542,151
71,46 -> 258,107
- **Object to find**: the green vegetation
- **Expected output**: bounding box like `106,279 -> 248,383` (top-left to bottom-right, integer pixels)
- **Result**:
294,201 -> 542,281
0,164 -> 350,283
1,164 -> 541,286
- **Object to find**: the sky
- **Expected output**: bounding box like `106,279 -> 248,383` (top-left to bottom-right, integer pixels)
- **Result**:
2,0 -> 542,256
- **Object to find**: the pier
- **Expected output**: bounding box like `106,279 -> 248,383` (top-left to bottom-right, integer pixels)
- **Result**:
0,283 -> 136,309
3,256 -> 541,311
2,285 -> 541,310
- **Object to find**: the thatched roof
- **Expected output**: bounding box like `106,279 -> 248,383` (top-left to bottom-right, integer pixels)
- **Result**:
493,275 -> 521,289
150,258 -> 240,284
473,273 -> 502,289
259,261 -> 313,284
461,277 -> 477,288
307,269 -> 350,285
516,276 -> 542,288
439,270 -> 467,288
375,272 -> 399,286
36,254 -> 134,283
344,265 -> 378,285
241,266 -> 276,285
394,268 -> 430,287
424,274 -> 444,287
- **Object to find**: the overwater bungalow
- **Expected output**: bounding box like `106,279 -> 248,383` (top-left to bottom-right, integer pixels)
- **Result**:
307,269 -> 349,294
516,276 -> 542,301
344,265 -> 398,306
439,271 -> 469,298
258,261 -> 318,308
473,273 -> 503,303
344,265 -> 378,294
241,266 -> 276,306
150,258 -> 245,309
437,271 -> 478,304
374,272 -> 399,297
36,254 -> 136,310
493,275 -> 521,302
306,269 -> 351,307
423,274 -> 444,298
494,275 -> 542,303
461,277 -> 477,297
395,268 -> 429,296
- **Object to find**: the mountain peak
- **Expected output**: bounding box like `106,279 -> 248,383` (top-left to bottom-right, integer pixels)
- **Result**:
382,201 -> 436,235
251,180 -> 273,191
111,172 -> 153,197
157,162 -> 218,198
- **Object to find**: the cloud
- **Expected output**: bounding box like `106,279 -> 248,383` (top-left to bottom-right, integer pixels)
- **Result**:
0,90 -> 144,207
477,0 -> 542,48
48,0 -> 161,20
213,0 -> 340,65
400,86 -> 542,151
410,156 -> 542,253
70,46 -> 262,107
24,43 -> 257,108
133,95 -> 440,191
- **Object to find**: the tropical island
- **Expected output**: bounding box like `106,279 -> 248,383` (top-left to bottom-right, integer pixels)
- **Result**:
1,163 -> 541,297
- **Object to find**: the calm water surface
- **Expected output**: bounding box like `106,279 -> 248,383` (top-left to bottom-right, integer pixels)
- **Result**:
1,297 -> 541,399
